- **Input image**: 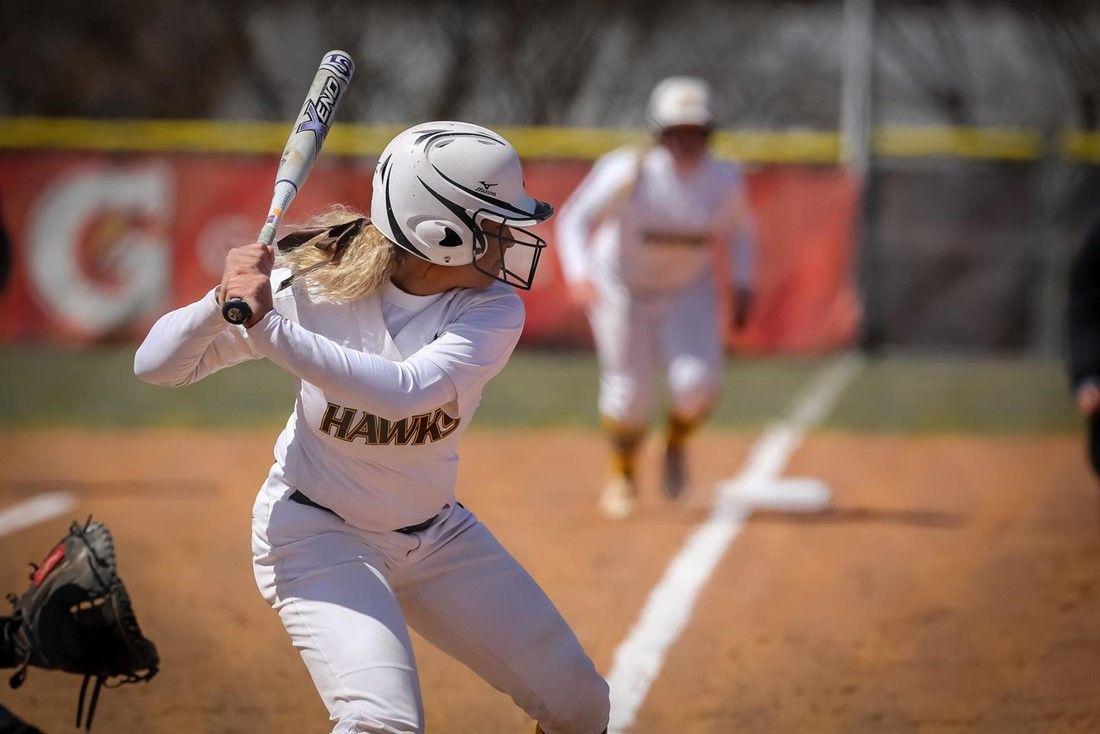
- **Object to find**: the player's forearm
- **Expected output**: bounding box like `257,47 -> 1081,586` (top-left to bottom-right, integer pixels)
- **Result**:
729,221 -> 757,288
556,163 -> 625,284
249,312 -> 454,418
134,289 -> 239,387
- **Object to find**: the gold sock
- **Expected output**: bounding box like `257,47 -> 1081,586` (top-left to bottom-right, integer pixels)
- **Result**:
602,416 -> 645,481
666,412 -> 704,449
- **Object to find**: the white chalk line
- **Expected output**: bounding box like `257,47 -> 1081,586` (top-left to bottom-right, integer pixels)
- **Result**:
0,492 -> 78,538
606,354 -> 865,733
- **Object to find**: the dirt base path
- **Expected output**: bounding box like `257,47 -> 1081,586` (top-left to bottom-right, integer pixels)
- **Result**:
0,429 -> 744,733
0,430 -> 1096,732
642,434 -> 1100,732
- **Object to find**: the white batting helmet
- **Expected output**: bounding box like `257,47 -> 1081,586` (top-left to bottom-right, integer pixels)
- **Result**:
647,77 -> 714,131
370,121 -> 553,289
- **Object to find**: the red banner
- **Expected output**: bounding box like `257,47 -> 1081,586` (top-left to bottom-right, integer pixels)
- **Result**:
0,152 -> 858,352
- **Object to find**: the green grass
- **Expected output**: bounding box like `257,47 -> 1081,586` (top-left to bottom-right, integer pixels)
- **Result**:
0,346 -> 296,428
0,347 -> 1080,433
827,356 -> 1079,433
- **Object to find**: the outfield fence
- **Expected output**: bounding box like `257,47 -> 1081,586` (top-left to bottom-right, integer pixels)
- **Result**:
0,119 -> 1097,353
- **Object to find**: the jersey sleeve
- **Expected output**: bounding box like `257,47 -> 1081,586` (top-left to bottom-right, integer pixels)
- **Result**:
245,290 -> 523,420
134,286 -> 261,387
1068,223 -> 1100,388
412,291 -> 525,405
715,164 -> 757,288
555,150 -> 637,284
246,312 -> 456,420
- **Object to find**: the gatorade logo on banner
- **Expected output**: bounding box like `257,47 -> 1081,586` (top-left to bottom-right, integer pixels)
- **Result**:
25,165 -> 172,337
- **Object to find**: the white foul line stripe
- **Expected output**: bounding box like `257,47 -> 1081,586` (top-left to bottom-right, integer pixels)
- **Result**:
606,354 -> 865,733
0,492 -> 78,538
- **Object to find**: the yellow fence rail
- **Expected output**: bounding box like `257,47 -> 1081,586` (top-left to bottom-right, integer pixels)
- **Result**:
0,117 -> 1097,164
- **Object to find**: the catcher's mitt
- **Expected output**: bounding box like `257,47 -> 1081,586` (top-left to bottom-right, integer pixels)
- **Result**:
5,518 -> 158,730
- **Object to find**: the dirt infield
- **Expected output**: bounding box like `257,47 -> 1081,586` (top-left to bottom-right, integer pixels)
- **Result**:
0,429 -> 1096,732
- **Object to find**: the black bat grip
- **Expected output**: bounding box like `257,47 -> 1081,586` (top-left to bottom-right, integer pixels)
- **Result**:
222,298 -> 253,325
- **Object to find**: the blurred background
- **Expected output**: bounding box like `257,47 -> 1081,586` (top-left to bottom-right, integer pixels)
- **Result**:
2,2 -> 1099,731
0,0 -> 1096,424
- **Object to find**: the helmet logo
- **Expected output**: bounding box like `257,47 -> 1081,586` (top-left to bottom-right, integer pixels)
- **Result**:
476,181 -> 498,196
439,227 -> 463,247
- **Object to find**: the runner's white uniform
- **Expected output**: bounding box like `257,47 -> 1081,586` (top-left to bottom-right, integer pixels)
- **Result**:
134,271 -> 609,734
556,145 -> 756,426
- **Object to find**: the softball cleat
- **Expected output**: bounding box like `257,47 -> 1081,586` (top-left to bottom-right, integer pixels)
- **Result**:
600,476 -> 637,520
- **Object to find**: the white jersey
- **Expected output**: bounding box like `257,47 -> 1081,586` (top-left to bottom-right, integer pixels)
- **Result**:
135,270 -> 522,531
556,145 -> 755,295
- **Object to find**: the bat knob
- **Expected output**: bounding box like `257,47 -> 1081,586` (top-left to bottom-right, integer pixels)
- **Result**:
222,298 -> 253,325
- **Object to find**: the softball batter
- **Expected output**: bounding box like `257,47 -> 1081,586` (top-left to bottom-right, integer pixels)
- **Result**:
135,122 -> 609,733
557,77 -> 757,519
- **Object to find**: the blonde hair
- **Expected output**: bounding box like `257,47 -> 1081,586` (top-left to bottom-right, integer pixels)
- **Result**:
277,205 -> 403,302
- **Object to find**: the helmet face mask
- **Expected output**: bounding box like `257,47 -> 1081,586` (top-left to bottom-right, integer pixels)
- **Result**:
471,209 -> 546,290
371,121 -> 553,290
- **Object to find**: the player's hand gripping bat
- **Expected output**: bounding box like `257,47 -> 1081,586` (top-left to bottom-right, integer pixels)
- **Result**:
221,50 -> 355,325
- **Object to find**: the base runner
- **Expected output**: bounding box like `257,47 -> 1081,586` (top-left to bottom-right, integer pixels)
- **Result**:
135,122 -> 609,734
556,77 -> 758,519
